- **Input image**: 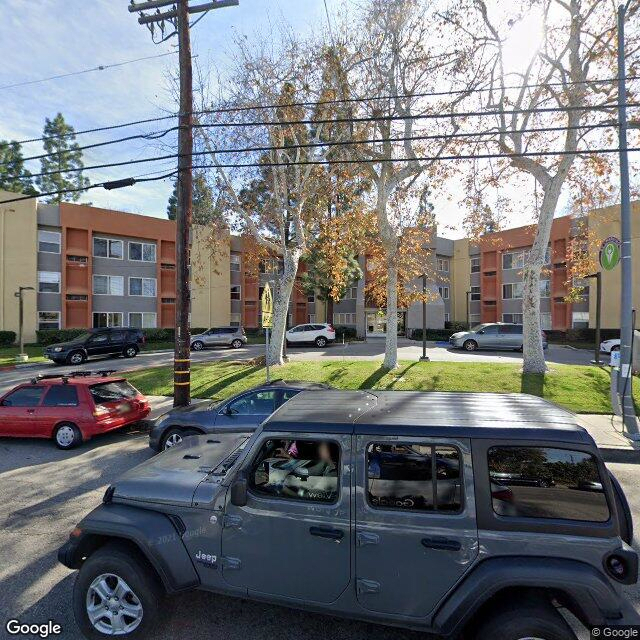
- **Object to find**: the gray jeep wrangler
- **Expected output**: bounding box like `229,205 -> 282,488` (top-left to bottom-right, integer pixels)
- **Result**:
58,391 -> 639,640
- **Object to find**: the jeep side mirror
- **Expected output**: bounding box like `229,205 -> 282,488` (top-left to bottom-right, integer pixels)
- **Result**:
230,476 -> 248,506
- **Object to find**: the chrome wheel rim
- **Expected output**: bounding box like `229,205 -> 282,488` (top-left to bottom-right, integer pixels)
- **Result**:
70,353 -> 83,364
164,432 -> 183,449
56,425 -> 75,447
317,338 -> 326,347
86,573 -> 143,635
126,347 -> 136,357
232,340 -> 242,349
192,342 -> 203,350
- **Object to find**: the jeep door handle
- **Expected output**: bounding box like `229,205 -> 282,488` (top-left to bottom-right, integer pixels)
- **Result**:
421,537 -> 461,552
310,526 -> 344,541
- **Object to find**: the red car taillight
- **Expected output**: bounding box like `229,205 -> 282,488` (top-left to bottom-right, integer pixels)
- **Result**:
327,324 -> 335,333
92,405 -> 111,419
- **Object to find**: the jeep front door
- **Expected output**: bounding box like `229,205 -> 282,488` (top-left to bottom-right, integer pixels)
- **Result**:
355,436 -> 478,618
221,433 -> 351,603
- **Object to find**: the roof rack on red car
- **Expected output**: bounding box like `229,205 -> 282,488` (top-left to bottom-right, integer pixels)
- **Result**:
30,370 -> 118,384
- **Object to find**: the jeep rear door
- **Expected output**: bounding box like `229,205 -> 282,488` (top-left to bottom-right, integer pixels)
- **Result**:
354,435 -> 478,618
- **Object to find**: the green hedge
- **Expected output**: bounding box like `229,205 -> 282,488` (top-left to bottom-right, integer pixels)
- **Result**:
0,331 -> 16,347
334,325 -> 358,340
36,329 -> 87,345
410,328 -> 452,341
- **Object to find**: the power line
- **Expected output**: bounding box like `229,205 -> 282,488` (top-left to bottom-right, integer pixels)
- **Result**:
13,75 -> 640,145
0,51 -> 178,91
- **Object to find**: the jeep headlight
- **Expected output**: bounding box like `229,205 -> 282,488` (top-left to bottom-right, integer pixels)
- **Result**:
53,347 -> 63,352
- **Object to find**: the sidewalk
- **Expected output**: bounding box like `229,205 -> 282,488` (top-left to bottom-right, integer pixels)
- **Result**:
576,414 -> 640,461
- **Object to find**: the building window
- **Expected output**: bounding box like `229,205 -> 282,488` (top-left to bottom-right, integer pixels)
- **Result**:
540,312 -> 552,330
38,271 -> 61,293
572,311 -> 589,328
128,241 -> 156,262
469,313 -> 481,325
231,285 -> 241,300
502,313 -> 523,324
230,254 -> 241,272
162,297 -> 176,304
343,286 -> 358,300
539,280 -> 551,298
38,311 -> 60,330
444,313 -> 450,321
333,313 -> 356,324
308,314 -> 316,323
93,275 -> 124,296
230,312 -> 242,327
129,312 -> 157,328
67,255 -> 87,264
129,277 -> 157,297
437,257 -> 450,273
470,286 -> 481,301
438,286 -> 449,300
470,257 -> 480,273
38,230 -> 61,254
66,294 -> 88,301
307,293 -> 315,303
502,283 -> 523,300
502,251 -> 525,271
92,312 -> 123,328
93,237 -> 123,259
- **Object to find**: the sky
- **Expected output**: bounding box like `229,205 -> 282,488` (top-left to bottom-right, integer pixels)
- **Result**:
1,0 -> 636,238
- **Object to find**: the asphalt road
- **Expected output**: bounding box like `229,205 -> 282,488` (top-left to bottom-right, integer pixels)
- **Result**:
0,340 -> 593,395
0,409 -> 637,640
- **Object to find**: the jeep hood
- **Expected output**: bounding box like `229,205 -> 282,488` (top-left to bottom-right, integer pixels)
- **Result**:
112,433 -> 249,508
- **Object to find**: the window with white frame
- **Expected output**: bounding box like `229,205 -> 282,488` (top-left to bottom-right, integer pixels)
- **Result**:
470,257 -> 480,273
230,312 -> 242,327
129,241 -> 156,262
469,313 -> 481,325
308,314 -> 316,323
438,285 -> 449,300
539,280 -> 551,297
93,275 -> 124,296
129,277 -> 157,297
572,311 -> 590,328
343,286 -> 358,300
129,312 -> 157,328
93,312 -> 123,328
307,293 -> 315,303
38,311 -> 60,330
437,257 -> 450,273
502,313 -> 523,324
333,313 -> 356,325
540,312 -> 552,330
38,230 -> 61,254
444,313 -> 450,321
502,282 -> 523,299
470,286 -> 481,301
231,285 -> 241,300
93,237 -> 123,259
38,271 -> 61,293
502,251 -> 525,270
230,254 -> 241,272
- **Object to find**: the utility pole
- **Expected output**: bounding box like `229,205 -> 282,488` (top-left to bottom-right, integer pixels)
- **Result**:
616,3 -> 638,437
14,286 -> 34,362
128,0 -> 239,407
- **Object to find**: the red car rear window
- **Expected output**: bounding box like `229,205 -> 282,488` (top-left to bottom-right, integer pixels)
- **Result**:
90,381 -> 139,404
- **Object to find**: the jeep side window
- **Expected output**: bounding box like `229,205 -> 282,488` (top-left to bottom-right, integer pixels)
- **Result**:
249,438 -> 340,503
367,444 -> 462,512
488,446 -> 610,522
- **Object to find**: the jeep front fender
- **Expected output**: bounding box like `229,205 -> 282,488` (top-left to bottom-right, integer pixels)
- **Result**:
432,556 -> 638,636
57,503 -> 199,593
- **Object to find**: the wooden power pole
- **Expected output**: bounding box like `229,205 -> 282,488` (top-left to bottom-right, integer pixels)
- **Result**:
128,0 -> 239,406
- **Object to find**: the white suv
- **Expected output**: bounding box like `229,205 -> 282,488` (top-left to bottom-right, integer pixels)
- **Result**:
285,323 -> 336,348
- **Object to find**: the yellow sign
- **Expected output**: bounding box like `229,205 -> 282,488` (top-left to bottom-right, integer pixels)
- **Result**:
261,282 -> 273,329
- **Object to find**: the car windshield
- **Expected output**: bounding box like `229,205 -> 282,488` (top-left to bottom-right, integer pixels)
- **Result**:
90,380 -> 138,404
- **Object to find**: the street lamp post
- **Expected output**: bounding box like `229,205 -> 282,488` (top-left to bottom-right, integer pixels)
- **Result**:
466,290 -> 471,329
585,273 -> 602,366
420,274 -> 430,361
14,286 -> 34,362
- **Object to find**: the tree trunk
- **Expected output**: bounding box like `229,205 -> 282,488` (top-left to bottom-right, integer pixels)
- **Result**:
383,255 -> 399,370
326,297 -> 334,325
522,182 -> 562,374
267,249 -> 300,366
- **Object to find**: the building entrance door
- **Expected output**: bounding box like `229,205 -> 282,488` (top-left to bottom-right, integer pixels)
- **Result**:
366,311 -> 406,337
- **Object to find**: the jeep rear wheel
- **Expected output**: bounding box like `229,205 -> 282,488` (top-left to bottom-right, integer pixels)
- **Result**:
73,543 -> 163,639
68,350 -> 87,365
471,601 -> 576,640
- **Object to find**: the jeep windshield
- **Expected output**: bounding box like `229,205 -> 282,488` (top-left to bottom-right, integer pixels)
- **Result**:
90,380 -> 139,404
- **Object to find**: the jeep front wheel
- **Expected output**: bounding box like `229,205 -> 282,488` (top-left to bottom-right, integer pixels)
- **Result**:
73,543 -> 163,639
471,601 -> 576,640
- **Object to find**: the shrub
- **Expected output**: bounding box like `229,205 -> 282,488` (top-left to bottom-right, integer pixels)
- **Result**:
36,329 -> 87,345
0,331 -> 16,347
445,321 -> 470,332
334,325 -> 358,340
410,328 -> 452,341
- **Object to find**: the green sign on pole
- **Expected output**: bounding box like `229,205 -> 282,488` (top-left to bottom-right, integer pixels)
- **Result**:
599,236 -> 621,271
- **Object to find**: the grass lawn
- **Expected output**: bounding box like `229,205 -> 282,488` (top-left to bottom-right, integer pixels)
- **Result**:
0,345 -> 48,367
125,360 -> 640,415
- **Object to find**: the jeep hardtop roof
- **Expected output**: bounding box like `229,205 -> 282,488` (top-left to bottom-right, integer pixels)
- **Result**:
263,390 -> 592,444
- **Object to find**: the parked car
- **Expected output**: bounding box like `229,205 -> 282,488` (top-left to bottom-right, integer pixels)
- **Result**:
59,390 -> 638,640
44,327 -> 145,365
190,326 -> 247,351
600,338 -> 620,354
286,323 -> 336,348
148,380 -> 332,451
0,371 -> 150,449
449,322 -> 548,352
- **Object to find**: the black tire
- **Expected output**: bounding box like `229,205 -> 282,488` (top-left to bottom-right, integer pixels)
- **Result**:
54,422 -> 83,450
123,345 -> 138,358
315,336 -> 328,348
471,600 -> 575,640
161,427 -> 201,451
191,340 -> 205,351
463,339 -> 478,352
67,350 -> 87,365
231,339 -> 243,349
73,542 -> 163,640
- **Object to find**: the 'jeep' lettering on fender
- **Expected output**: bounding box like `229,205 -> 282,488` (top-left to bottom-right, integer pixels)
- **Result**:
195,550 -> 217,567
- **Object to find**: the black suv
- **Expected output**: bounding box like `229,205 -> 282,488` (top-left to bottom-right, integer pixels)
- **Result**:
44,328 -> 145,365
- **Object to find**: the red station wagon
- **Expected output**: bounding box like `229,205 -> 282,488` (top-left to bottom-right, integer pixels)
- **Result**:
0,371 -> 150,449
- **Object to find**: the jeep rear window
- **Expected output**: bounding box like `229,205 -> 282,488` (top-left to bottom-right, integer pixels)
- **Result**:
366,444 -> 462,513
90,381 -> 138,404
488,446 -> 610,522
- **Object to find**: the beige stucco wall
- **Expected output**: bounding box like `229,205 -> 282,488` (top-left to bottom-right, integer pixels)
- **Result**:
189,225 -> 230,328
587,201 -> 640,329
0,191 -> 38,343
451,238 -> 471,323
